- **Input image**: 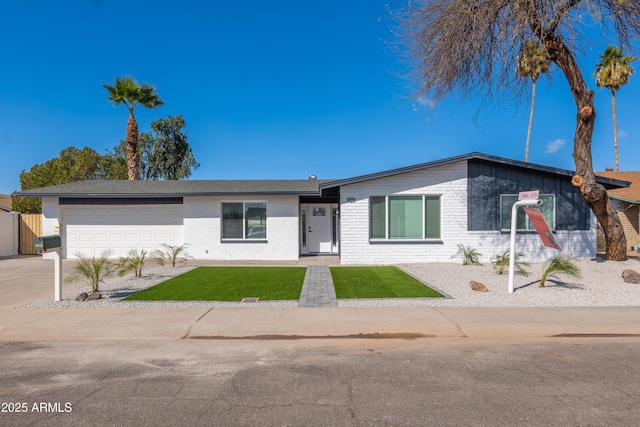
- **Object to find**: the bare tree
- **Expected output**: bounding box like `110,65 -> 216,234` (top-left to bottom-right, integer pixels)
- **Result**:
398,0 -> 640,261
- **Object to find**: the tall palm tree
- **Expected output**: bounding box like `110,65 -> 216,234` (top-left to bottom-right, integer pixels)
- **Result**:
516,41 -> 550,163
103,76 -> 164,180
593,46 -> 636,171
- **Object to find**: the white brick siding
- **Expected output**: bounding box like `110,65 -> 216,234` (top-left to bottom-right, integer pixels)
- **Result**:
338,160 -> 596,265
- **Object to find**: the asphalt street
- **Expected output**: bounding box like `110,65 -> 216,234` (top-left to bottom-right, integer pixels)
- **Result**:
1,337 -> 639,426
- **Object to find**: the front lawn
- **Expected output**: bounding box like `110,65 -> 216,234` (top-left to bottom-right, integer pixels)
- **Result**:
330,266 -> 444,299
124,267 -> 306,301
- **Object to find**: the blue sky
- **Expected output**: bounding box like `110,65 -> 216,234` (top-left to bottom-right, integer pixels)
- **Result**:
1,0 -> 639,195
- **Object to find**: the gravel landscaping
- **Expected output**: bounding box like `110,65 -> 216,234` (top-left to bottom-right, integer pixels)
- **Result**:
13,256 -> 640,309
342,257 -> 640,308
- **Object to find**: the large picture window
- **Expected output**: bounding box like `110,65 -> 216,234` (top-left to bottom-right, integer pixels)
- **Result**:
370,195 -> 441,240
500,194 -> 555,231
222,202 -> 267,240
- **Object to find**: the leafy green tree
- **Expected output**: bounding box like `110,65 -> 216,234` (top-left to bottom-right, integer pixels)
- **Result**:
139,115 -> 199,180
13,147 -> 123,213
516,41 -> 550,162
593,46 -> 636,171
113,115 -> 199,180
398,0 -> 638,261
103,75 -> 164,181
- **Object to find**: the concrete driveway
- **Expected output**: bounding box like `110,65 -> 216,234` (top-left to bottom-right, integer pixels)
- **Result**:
0,257 -> 85,309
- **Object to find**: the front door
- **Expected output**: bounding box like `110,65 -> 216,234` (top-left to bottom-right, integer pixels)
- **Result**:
302,204 -> 337,254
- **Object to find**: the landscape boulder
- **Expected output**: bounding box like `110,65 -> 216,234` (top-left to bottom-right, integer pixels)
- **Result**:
75,292 -> 88,301
622,269 -> 640,284
470,281 -> 489,292
85,292 -> 102,301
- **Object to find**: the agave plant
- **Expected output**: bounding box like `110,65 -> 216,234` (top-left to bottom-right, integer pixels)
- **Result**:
539,255 -> 582,288
491,251 -> 530,276
451,243 -> 483,265
155,243 -> 192,267
66,250 -> 115,292
118,249 -> 152,278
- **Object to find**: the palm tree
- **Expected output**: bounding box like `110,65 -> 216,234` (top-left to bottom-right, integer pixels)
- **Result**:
103,76 -> 164,180
593,46 -> 636,171
516,41 -> 550,163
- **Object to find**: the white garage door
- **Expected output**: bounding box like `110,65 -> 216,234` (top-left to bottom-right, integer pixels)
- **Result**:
64,205 -> 184,258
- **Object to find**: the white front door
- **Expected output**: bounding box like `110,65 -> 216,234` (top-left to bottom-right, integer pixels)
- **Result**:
305,204 -> 334,253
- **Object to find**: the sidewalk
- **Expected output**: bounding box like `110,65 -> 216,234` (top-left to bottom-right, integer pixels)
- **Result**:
1,257 -> 640,341
2,305 -> 640,341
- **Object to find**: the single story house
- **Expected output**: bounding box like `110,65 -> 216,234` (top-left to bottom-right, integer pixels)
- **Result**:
596,171 -> 640,249
15,152 -> 628,264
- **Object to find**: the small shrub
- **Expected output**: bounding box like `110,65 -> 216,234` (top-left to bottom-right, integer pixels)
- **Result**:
118,249 -> 154,278
66,250 -> 115,292
491,251 -> 530,276
539,255 -> 582,287
451,243 -> 482,265
155,243 -> 192,267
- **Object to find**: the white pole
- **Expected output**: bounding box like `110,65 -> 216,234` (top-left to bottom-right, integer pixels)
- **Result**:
52,249 -> 62,301
508,199 -> 542,293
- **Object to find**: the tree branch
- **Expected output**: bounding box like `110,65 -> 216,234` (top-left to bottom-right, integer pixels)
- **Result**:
549,0 -> 583,33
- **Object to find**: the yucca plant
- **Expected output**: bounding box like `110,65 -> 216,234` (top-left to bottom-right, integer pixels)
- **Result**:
118,249 -> 152,278
451,243 -> 483,265
491,251 -> 530,276
155,243 -> 191,267
66,250 -> 115,292
539,255 -> 582,287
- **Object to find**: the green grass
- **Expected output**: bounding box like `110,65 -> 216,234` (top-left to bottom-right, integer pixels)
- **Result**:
124,267 -> 306,301
330,266 -> 444,299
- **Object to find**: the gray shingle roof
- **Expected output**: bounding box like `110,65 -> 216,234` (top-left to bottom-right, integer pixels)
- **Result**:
14,152 -> 629,198
319,152 -> 629,190
14,179 -> 333,198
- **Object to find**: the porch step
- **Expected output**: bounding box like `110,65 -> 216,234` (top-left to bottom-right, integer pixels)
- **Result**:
298,265 -> 338,308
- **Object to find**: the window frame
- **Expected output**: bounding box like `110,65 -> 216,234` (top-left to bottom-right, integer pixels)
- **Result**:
369,194 -> 442,241
499,194 -> 556,231
221,201 -> 268,241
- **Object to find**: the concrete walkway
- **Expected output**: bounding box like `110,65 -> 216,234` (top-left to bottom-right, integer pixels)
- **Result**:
298,265 -> 338,307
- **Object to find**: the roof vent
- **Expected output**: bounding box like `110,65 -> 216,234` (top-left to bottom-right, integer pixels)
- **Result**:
605,167 -> 614,171
308,175 -> 317,180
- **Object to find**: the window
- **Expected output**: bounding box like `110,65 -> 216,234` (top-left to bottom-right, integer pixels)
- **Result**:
500,194 -> 555,231
370,195 -> 441,240
222,202 -> 267,240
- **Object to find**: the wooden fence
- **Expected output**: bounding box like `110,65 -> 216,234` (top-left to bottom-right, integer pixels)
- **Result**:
19,214 -> 42,255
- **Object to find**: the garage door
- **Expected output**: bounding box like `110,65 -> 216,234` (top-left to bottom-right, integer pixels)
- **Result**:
63,205 -> 184,258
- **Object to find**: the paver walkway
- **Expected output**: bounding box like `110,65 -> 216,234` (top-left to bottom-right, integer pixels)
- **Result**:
298,265 -> 338,307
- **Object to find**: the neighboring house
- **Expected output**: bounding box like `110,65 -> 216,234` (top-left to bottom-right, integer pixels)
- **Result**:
596,171 -> 640,249
15,153 -> 628,264
0,194 -> 11,212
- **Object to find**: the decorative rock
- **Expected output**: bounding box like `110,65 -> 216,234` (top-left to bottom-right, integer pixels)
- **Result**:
622,269 -> 640,284
470,281 -> 488,292
85,292 -> 102,301
75,292 -> 88,301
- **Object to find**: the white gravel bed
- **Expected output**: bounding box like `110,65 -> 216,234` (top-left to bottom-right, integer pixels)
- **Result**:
14,257 -> 640,309
339,257 -> 640,308
19,264 -> 298,309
